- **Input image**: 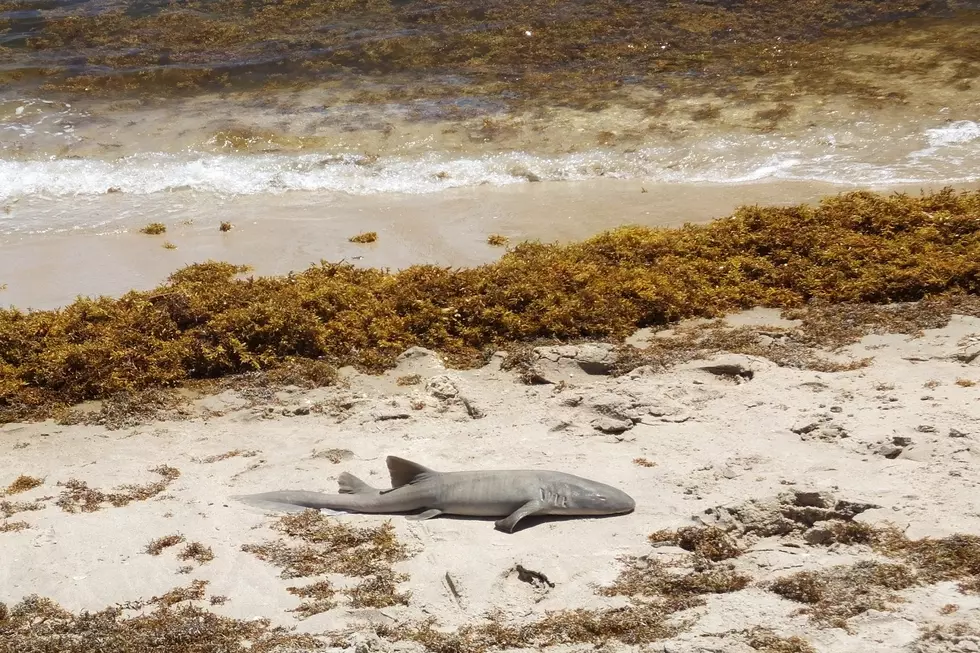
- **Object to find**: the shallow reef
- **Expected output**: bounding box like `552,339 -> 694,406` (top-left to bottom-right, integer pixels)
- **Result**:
1,0 -> 979,111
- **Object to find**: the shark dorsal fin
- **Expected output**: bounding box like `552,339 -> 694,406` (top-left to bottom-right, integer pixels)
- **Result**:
386,456 -> 436,488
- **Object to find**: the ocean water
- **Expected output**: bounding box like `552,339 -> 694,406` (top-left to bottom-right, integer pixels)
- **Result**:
2,0 -> 980,234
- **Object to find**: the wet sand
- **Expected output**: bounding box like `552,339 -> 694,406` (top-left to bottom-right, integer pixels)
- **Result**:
3,178 -> 974,311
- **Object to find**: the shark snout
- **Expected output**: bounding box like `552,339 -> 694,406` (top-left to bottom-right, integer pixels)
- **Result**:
570,482 -> 636,515
602,486 -> 636,513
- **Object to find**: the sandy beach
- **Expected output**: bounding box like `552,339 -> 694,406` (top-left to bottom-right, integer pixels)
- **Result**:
3,2 -> 980,650
2,302 -> 979,652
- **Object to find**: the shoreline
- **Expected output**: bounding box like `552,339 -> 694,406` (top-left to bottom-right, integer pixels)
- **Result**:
3,178 -> 975,311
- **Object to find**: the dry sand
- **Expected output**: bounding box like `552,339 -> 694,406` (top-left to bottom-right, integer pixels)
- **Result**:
3,178 -> 972,311
2,306 -> 979,652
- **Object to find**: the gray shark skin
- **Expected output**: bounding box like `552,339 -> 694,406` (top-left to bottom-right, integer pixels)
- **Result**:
232,455 -> 636,532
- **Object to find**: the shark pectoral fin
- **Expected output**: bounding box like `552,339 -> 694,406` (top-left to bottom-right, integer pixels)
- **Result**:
406,508 -> 443,521
495,499 -> 549,533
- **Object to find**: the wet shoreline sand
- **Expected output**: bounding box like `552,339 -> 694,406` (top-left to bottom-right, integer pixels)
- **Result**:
4,178 -> 977,311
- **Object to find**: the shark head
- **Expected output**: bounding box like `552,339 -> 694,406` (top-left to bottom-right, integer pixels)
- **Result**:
553,477 -> 636,516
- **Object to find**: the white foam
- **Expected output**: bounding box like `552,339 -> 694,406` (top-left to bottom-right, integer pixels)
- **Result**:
1,120 -> 979,229
924,120 -> 980,147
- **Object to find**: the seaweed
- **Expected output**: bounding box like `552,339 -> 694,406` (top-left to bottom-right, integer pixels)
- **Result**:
139,223 -> 167,235
2,475 -> 43,495
767,561 -> 918,629
371,529 -> 751,652
348,231 -> 378,244
55,465 -> 180,513
242,510 -> 412,618
0,582 -> 322,652
5,0 -> 977,115
2,188 -> 980,423
145,534 -> 186,555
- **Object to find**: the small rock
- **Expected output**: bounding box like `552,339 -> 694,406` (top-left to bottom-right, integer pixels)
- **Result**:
374,411 -> 410,421
526,343 -> 620,383
793,491 -> 835,509
833,499 -> 881,518
791,418 -> 830,435
588,393 -> 643,422
591,416 -> 633,435
396,346 -> 444,364
897,444 -> 933,462
560,394 -> 583,407
949,428 -> 968,438
892,436 -> 913,446
953,346 -> 980,364
876,444 -> 904,459
196,390 -> 250,414
804,526 -> 834,545
461,397 -> 485,419
798,423 -> 848,441
426,375 -> 459,400
916,424 -> 937,433
830,406 -> 843,413
959,640 -> 979,653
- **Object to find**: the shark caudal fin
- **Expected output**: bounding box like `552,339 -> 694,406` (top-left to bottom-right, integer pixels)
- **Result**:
337,472 -> 379,494
385,456 -> 437,488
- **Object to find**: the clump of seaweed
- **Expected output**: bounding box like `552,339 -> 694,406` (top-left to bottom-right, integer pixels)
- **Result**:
0,581 -> 322,652
193,449 -> 259,464
767,561 -> 918,629
0,498 -> 45,519
3,189 -> 980,423
286,580 -> 337,618
163,241 -> 177,250
346,568 -> 411,608
311,448 -> 353,463
872,527 -> 980,594
745,627 -> 818,653
396,374 -> 421,386
145,534 -> 186,555
139,223 -> 167,235
55,465 -> 180,513
348,231 -> 377,243
648,525 -> 743,562
2,475 -> 43,495
601,555 -> 751,599
242,510 -> 412,618
372,602 -> 687,652
178,541 -> 215,565
912,622 -> 980,653
219,222 -> 233,232
57,388 -> 191,430
0,520 -> 29,533
487,234 -> 509,246
763,525 -> 980,627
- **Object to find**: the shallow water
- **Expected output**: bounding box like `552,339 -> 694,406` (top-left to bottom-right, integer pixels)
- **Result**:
2,1 -> 980,236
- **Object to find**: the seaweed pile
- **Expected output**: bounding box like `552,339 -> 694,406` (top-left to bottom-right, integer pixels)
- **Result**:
1,188 -> 979,421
